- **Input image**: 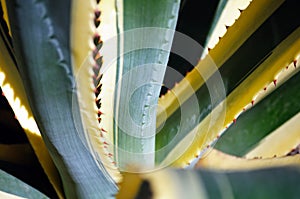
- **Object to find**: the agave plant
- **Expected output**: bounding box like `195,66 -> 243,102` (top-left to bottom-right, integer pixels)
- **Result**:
0,0 -> 300,198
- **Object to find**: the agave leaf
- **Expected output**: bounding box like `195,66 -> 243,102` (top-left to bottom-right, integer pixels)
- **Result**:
246,112 -> 300,158
155,0 -> 285,162
70,0 -> 121,183
162,26 -> 300,167
117,169 -> 208,199
202,0 -> 252,55
0,160 -> 58,198
0,9 -> 63,198
157,0 -> 284,125
111,0 -> 181,171
117,166 -> 300,199
6,0 -> 117,198
215,68 -> 300,157
0,169 -> 48,199
196,149 -> 300,170
0,192 -> 25,199
155,0 -> 299,164
71,0 -> 181,173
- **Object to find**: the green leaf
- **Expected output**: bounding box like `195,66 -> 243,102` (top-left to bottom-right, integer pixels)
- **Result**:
6,0 -> 117,198
215,70 -> 300,156
157,0 -> 284,126
161,25 -> 300,167
196,149 -> 300,170
0,169 -> 48,199
0,160 -> 58,198
70,0 -> 122,183
203,0 -> 252,53
245,112 -> 300,158
155,0 -> 299,164
69,0 -> 181,174
113,0 -> 181,171
117,166 -> 300,199
0,4 -> 63,198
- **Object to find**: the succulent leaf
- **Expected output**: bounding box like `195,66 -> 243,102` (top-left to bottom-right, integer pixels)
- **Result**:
157,0 -> 284,124
163,26 -> 300,167
118,166 -> 300,199
113,0 -> 181,171
215,66 -> 300,157
0,169 -> 49,199
70,0 -> 121,183
0,13 -> 63,198
156,0 -> 298,165
5,0 -> 117,198
196,149 -> 300,170
246,112 -> 300,159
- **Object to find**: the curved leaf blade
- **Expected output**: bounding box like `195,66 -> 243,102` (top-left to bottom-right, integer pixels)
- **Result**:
114,0 -> 181,171
0,169 -> 48,199
0,8 -> 63,198
6,0 -> 117,198
215,68 -> 300,156
118,166 -> 300,199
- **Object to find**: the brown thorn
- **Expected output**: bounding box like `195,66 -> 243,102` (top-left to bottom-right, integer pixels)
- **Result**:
101,128 -> 107,133
95,41 -> 103,51
95,98 -> 101,109
94,87 -> 100,96
98,110 -> 103,117
95,10 -> 101,18
107,153 -> 113,157
96,84 -> 102,93
94,19 -> 100,28
293,60 -> 297,68
93,34 -> 101,46
99,74 -> 103,80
